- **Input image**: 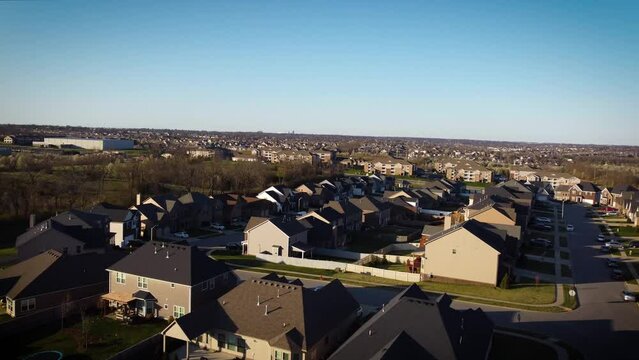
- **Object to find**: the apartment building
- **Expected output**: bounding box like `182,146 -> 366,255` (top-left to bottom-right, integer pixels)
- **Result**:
363,157 -> 414,176
435,159 -> 492,183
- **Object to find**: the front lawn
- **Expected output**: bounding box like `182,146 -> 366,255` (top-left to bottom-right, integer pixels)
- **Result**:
419,278 -> 556,305
211,253 -> 336,276
518,258 -> 555,275
610,226 -> 639,237
16,316 -> 167,360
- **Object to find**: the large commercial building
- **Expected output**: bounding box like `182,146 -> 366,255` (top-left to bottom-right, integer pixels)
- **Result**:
32,138 -> 134,150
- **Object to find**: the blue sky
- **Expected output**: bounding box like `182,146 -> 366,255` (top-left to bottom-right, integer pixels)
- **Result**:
1,1 -> 638,144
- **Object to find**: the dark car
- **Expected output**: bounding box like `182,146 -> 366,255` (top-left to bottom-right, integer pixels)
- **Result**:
611,269 -> 624,280
607,258 -> 621,268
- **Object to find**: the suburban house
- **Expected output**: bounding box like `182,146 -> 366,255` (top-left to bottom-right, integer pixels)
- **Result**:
16,210 -> 112,261
328,284 -> 494,360
161,274 -> 361,360
1,251 -> 124,317
178,192 -> 220,228
130,202 -> 172,240
257,185 -> 294,213
323,200 -> 363,232
349,196 -> 391,228
243,217 -> 310,258
600,187 -> 613,206
421,220 -> 510,286
87,202 -> 140,248
298,216 -> 338,248
241,196 -> 278,219
103,242 -> 237,320
611,185 -> 639,209
577,182 -> 601,205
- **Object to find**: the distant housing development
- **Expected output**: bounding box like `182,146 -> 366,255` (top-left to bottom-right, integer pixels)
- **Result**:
363,157 -> 415,176
509,168 -> 580,188
32,137 -> 134,150
435,159 -> 492,183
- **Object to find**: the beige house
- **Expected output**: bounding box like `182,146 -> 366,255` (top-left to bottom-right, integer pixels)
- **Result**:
363,158 -> 414,176
421,220 -> 507,285
243,217 -> 310,258
510,169 -> 580,188
161,273 -> 360,360
103,241 -> 236,320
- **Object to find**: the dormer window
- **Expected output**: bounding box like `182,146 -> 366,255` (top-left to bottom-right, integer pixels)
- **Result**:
452,249 -> 457,254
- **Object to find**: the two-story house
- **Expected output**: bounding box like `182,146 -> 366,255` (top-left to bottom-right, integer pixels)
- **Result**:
103,242 -> 237,320
88,202 -> 140,248
161,273 -> 360,360
243,217 -> 310,258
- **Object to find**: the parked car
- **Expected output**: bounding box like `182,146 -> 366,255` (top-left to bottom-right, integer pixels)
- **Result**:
531,224 -> 553,231
605,241 -> 624,250
225,242 -> 241,251
607,258 -> 621,268
530,238 -> 553,248
173,231 -> 189,239
535,216 -> 552,223
210,223 -> 225,231
611,269 -> 624,280
566,224 -> 574,232
629,241 -> 639,248
597,234 -> 607,242
622,290 -> 637,302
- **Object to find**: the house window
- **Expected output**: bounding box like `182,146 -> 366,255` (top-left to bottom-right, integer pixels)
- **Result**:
173,305 -> 185,318
20,298 -> 36,312
137,276 -> 148,289
452,249 -> 457,254
171,283 -> 175,288
6,298 -> 13,313
274,350 -> 290,360
164,304 -> 168,309
116,272 -> 126,284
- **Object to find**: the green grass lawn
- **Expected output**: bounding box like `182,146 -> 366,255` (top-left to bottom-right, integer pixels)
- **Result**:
610,226 -> 639,237
17,316 -> 167,360
560,251 -> 570,260
519,258 -> 555,275
214,251 -> 556,306
489,332 -> 558,360
561,265 -> 572,278
0,246 -> 17,259
522,246 -> 555,258
463,181 -> 492,189
368,261 -> 410,272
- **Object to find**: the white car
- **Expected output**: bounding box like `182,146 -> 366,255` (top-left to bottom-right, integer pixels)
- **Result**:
173,231 -> 189,239
597,234 -> 607,242
210,223 -> 225,231
606,241 -> 624,250
535,217 -> 552,223
566,224 -> 574,232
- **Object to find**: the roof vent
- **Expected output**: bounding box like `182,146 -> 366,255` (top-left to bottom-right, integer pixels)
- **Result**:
166,251 -> 170,259
282,322 -> 287,327
277,289 -> 280,298
222,300 -> 226,305
257,295 -> 260,306
154,246 -> 158,254
382,303 -> 385,312
264,304 -> 268,316
161,242 -> 165,248
368,329 -> 373,336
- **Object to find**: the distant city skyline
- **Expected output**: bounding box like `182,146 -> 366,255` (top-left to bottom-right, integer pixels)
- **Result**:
1,1 -> 638,145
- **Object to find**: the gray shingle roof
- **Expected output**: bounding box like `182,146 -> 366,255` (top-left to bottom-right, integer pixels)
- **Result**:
328,284 -> 494,360
108,241 -> 232,285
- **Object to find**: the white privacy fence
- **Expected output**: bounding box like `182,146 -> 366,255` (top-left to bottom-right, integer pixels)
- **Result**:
256,253 -> 422,283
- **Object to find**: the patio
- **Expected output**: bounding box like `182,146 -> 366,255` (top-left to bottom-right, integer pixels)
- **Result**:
169,343 -> 239,360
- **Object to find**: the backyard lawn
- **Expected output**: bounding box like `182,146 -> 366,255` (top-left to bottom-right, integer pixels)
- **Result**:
213,251 -> 557,306
16,316 -> 167,360
518,258 -> 555,275
346,231 -> 398,253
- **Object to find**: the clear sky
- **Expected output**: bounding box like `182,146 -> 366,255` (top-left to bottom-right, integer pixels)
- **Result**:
1,1 -> 638,145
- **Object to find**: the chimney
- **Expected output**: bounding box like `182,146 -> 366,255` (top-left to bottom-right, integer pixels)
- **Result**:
136,193 -> 142,206
29,214 -> 36,228
444,215 -> 452,230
